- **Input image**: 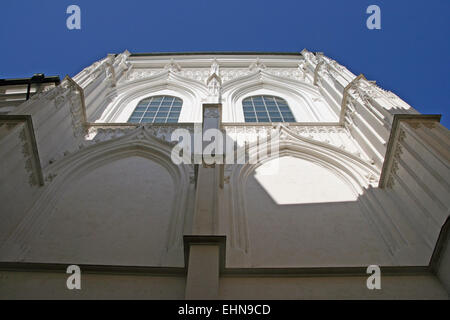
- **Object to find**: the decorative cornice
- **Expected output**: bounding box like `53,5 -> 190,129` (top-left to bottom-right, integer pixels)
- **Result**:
130,51 -> 302,57
313,60 -> 324,85
4,219 -> 450,277
164,58 -> 182,72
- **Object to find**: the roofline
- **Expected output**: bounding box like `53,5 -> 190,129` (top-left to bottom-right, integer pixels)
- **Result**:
0,75 -> 61,86
129,51 -> 303,57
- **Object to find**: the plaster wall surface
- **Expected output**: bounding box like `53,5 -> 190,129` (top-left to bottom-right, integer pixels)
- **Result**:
244,169 -> 391,267
21,156 -> 184,267
219,275 -> 449,300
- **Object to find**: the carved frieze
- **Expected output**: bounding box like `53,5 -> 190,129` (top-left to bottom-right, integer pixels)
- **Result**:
87,124 -> 194,145
124,66 -> 312,85
223,124 -> 369,161
385,128 -> 406,189
164,59 -> 182,73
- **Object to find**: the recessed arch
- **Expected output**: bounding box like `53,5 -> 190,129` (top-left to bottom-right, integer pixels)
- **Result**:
3,127 -> 192,264
99,71 -> 208,123
226,127 -> 380,252
221,71 -> 337,123
253,155 -> 358,205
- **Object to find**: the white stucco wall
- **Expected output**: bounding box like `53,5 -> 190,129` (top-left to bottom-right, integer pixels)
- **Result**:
22,156 -> 184,267
0,271 -> 185,300
219,275 -> 448,300
244,168 -> 391,267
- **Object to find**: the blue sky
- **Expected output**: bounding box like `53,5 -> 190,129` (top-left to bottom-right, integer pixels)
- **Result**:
1,0 -> 449,126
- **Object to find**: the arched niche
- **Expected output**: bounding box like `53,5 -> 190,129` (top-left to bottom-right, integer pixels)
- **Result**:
221,71 -> 338,123
8,128 -> 192,267
225,131 -> 387,267
25,155 -> 178,266
252,155 -> 358,205
237,89 -> 310,123
99,71 -> 208,123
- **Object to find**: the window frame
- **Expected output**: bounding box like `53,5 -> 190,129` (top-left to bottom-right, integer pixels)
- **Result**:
128,95 -> 183,124
242,95 -> 296,123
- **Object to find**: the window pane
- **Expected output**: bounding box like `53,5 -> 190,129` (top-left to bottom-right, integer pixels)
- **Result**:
243,95 -> 294,123
128,95 -> 182,123
162,96 -> 174,103
141,98 -> 151,103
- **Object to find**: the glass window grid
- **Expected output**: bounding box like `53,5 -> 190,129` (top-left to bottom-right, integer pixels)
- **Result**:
128,96 -> 182,124
243,96 -> 295,123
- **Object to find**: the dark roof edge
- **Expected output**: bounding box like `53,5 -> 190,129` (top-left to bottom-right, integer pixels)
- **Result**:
130,51 -> 303,57
0,75 -> 61,86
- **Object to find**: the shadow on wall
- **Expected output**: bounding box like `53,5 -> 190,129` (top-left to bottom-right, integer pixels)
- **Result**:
240,154 -> 442,267
252,156 -> 358,205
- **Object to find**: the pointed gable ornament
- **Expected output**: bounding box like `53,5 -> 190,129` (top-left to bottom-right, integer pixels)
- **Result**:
210,57 -> 219,75
298,61 -> 308,81
249,57 -> 266,72
206,58 -> 222,97
105,54 -> 117,87
164,58 -> 182,73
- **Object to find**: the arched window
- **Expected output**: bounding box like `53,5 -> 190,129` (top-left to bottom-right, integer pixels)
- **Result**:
242,95 -> 295,123
128,95 -> 182,123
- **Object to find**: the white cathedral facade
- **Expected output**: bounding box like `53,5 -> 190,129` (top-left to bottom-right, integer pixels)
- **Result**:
0,50 -> 449,299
